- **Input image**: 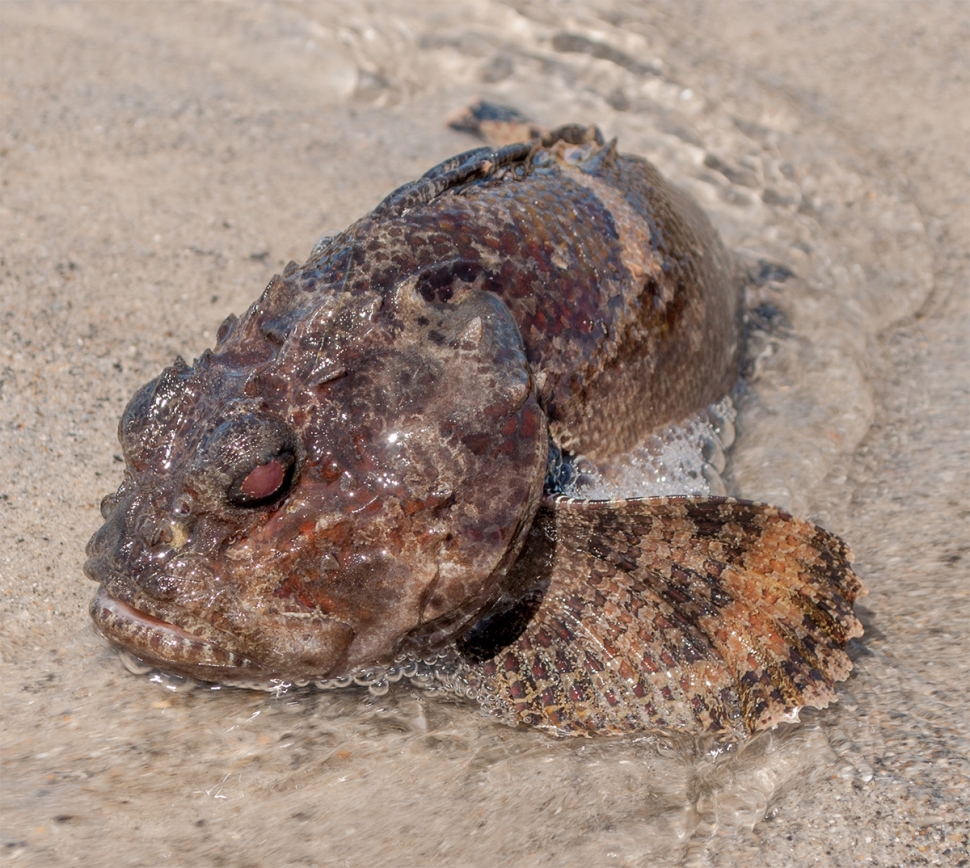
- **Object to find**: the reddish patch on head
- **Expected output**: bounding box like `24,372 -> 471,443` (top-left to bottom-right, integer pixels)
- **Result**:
241,460 -> 285,500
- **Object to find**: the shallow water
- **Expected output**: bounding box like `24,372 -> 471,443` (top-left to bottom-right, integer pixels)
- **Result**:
1,2 -> 967,866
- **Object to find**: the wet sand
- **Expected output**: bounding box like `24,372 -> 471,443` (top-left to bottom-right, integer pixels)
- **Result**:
2,2 -> 967,866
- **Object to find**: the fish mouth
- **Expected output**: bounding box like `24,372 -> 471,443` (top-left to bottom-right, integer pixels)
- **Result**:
90,586 -> 277,685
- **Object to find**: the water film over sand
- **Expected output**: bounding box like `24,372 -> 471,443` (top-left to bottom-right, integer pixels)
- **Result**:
1,2 -> 967,866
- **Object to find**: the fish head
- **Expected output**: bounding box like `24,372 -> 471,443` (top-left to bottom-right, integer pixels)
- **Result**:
86,264 -> 548,683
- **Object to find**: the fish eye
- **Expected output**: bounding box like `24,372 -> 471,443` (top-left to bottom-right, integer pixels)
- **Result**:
241,460 -> 285,500
193,412 -> 301,510
228,450 -> 296,508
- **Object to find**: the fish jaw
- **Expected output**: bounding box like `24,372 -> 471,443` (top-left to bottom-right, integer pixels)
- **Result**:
89,586 -> 273,683
84,516 -> 362,683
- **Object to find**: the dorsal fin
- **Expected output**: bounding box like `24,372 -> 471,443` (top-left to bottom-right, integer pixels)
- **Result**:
372,113 -> 613,221
372,141 -> 535,220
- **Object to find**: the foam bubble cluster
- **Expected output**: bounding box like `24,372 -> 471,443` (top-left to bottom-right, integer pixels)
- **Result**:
562,396 -> 736,501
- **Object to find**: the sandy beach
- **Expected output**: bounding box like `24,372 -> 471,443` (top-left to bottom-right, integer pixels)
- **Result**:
2,2 -> 967,866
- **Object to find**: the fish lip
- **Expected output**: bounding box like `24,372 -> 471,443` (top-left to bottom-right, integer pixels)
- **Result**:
89,586 -> 275,683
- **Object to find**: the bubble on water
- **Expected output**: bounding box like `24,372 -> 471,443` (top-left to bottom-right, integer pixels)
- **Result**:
118,648 -> 155,676
367,679 -> 390,697
317,675 -> 353,690
352,668 -> 382,687
561,396 -> 737,500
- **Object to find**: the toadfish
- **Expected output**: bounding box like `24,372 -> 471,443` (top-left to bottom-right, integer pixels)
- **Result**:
86,121 -> 866,738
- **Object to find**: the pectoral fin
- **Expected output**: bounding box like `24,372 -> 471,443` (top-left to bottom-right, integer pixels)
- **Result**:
457,496 -> 866,738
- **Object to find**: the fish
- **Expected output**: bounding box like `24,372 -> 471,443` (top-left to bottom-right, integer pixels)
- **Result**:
85,119 -> 866,738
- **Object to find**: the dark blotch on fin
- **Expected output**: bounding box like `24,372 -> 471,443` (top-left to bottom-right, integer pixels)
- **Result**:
457,584 -> 549,662
462,496 -> 867,739
458,511 -> 556,662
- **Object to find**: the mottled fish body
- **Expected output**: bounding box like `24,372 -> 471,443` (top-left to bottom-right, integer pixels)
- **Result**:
86,124 -> 865,738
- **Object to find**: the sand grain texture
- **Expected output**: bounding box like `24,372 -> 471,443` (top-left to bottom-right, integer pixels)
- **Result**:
2,2 -> 967,866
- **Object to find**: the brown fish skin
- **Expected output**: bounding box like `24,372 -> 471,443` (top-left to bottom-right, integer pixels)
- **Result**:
85,124 -> 865,737
274,127 -> 742,460
455,497 -> 865,738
